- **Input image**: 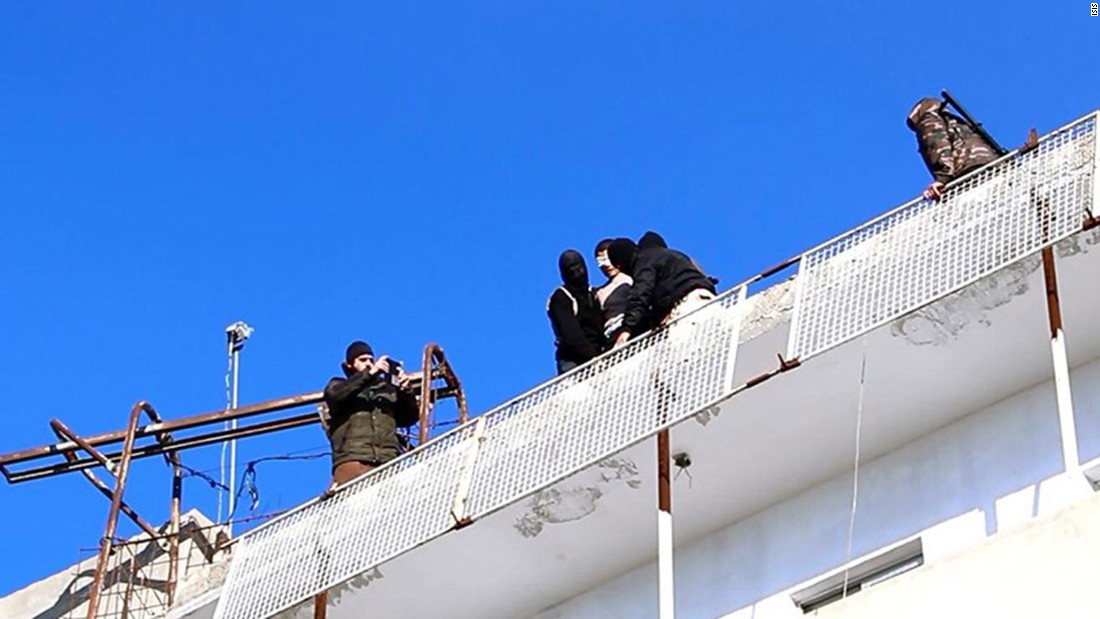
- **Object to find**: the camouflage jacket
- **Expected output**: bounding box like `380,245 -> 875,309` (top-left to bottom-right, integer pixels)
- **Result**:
907,98 -> 999,185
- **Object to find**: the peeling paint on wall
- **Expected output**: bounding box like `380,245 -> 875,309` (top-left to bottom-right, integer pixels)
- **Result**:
329,567 -> 384,605
694,404 -> 722,426
739,278 -> 796,343
890,229 -> 1100,346
514,458 -> 641,538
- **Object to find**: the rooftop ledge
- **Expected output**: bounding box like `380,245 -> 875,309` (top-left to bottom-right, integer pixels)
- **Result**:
205,110 -> 1099,619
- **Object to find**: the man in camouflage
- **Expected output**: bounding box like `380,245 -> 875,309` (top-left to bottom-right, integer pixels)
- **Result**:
907,97 -> 1000,200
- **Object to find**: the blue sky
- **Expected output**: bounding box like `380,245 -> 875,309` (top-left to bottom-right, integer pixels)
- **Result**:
1,2 -> 1098,596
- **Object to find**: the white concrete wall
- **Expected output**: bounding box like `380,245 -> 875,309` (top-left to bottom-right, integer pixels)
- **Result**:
531,356 -> 1100,619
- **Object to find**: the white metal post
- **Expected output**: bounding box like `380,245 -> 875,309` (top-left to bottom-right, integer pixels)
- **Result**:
224,321 -> 253,536
657,429 -> 674,619
1040,249 -> 1078,474
229,342 -> 240,530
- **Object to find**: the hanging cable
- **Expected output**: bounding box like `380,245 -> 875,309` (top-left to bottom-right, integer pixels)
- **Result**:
842,336 -> 868,600
180,462 -> 230,492
224,451 -> 331,522
217,339 -> 233,523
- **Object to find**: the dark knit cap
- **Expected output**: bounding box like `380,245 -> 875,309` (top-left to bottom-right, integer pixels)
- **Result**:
345,341 -> 374,364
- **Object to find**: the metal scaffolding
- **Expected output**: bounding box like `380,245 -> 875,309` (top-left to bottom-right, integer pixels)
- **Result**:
0,342 -> 467,619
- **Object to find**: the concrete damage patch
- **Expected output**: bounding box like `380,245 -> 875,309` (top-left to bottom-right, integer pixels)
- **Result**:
739,278 -> 796,343
514,458 -> 641,538
890,229 -> 1100,346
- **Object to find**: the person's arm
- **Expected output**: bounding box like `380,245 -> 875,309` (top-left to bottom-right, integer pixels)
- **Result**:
549,289 -> 599,360
915,111 -> 956,186
323,371 -> 375,405
392,385 -> 421,428
621,258 -> 656,336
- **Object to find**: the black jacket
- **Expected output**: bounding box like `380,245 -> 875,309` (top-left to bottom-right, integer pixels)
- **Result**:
623,247 -> 716,334
323,371 -> 419,466
548,286 -> 607,365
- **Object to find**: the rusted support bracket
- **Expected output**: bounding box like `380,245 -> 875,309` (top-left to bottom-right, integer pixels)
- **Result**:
1018,128 -> 1040,155
743,355 -> 802,389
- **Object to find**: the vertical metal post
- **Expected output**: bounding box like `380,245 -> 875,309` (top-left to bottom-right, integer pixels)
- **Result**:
228,342 -> 240,531
419,344 -> 435,445
657,429 -> 674,619
1041,248 -> 1079,472
313,591 -> 328,619
86,402 -> 146,619
224,321 -> 253,536
167,458 -> 183,607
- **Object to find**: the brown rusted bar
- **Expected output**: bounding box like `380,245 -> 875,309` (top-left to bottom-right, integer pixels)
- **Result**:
7,412 -> 320,483
167,457 -> 182,607
657,429 -> 671,513
417,343 -> 469,444
49,419 -> 161,539
313,591 -> 328,619
87,401 -> 155,619
1041,247 -> 1063,338
49,419 -> 118,473
419,344 -> 437,444
0,391 -> 324,468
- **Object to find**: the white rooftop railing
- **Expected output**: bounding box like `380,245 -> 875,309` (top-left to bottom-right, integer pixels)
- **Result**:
214,110 -> 1098,619
215,287 -> 747,619
788,112 -> 1097,360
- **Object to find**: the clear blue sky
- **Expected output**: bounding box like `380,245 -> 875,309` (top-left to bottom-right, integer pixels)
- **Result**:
2,2 -> 1098,596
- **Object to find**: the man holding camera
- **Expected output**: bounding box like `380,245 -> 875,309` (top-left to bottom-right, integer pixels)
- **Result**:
322,341 -> 419,493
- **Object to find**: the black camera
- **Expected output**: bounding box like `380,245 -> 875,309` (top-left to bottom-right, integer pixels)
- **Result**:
379,359 -> 403,385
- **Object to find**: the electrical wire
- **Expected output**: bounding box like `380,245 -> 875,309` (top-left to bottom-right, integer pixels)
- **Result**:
841,336 -> 869,599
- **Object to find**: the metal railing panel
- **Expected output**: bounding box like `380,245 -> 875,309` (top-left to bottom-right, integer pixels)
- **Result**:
788,112 -> 1097,360
213,422 -> 478,619
214,287 -> 745,619
466,287 -> 746,520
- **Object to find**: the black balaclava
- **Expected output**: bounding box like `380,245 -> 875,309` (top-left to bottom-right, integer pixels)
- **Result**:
638,231 -> 668,250
606,238 -> 639,276
558,250 -> 590,293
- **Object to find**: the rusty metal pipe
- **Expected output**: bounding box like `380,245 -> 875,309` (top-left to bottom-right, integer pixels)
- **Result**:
49,419 -> 161,540
419,344 -> 437,445
7,413 -> 320,483
49,419 -> 118,473
86,401 -> 154,619
0,392 -> 324,468
167,458 -> 182,607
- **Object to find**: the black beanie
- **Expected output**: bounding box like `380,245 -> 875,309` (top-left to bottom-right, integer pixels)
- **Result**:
345,341 -> 374,364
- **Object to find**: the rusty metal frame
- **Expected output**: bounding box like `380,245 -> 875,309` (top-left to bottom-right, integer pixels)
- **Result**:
0,342 -> 469,619
417,343 -> 469,445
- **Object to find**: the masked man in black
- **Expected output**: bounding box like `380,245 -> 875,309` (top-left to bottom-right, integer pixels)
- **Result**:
608,233 -> 717,347
547,250 -> 607,374
322,341 -> 419,493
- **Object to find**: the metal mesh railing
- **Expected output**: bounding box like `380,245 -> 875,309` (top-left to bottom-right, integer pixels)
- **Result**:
216,109 -> 1100,619
788,112 -> 1098,360
467,289 -> 745,519
214,422 -> 479,619
214,286 -> 746,619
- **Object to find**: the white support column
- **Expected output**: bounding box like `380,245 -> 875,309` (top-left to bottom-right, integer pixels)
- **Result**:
658,509 -> 675,619
1041,249 -> 1078,474
1051,328 -> 1079,472
657,429 -> 674,619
